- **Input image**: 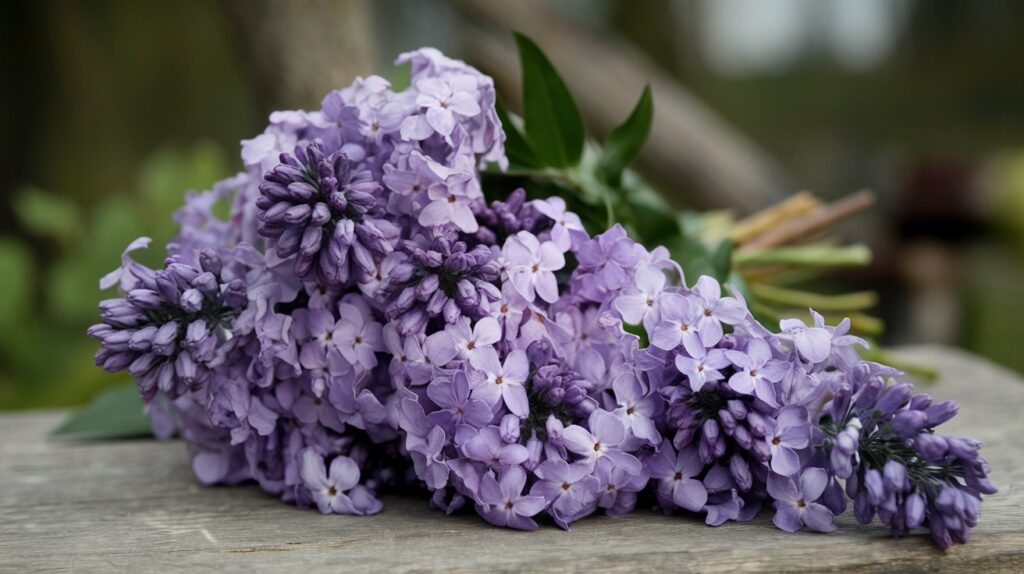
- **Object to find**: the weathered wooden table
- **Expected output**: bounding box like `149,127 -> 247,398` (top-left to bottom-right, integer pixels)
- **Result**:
1,346 -> 1022,572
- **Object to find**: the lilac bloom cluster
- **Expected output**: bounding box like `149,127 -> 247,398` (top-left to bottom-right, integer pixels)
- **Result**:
90,47 -> 993,548
617,270 -> 996,546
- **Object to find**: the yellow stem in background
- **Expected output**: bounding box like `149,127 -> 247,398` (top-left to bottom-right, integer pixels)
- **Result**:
729,191 -> 821,243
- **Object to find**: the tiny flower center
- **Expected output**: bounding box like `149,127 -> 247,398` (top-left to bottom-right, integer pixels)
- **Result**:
646,297 -> 654,307
561,482 -> 571,491
750,369 -> 758,377
673,472 -> 683,481
314,398 -> 323,406
593,442 -> 602,452
447,195 -> 457,203
327,486 -> 338,497
704,308 -> 712,317
626,406 -> 636,415
466,340 -> 476,350
355,336 -> 363,344
679,323 -> 689,332
797,498 -> 806,508
772,436 -> 781,445
500,304 -> 509,314
505,500 -> 514,509
495,376 -> 504,385
531,263 -> 540,273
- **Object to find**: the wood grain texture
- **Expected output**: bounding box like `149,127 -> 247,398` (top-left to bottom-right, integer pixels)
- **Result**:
1,346 -> 1022,573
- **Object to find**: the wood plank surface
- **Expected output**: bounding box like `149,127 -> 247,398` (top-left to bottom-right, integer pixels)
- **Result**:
1,346 -> 1022,573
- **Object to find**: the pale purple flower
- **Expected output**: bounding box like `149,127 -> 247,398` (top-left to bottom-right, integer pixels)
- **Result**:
464,426 -> 530,468
674,347 -> 730,392
613,265 -> 666,328
650,292 -> 705,356
692,275 -> 748,346
767,406 -> 811,476
595,458 -> 648,516
530,459 -> 600,529
426,370 -> 492,431
300,449 -> 381,515
646,441 -> 708,512
504,231 -> 565,303
445,316 -> 502,368
413,77 -> 482,136
475,466 -> 547,531
562,410 -> 642,475
532,196 -> 586,251
472,349 -> 530,417
725,338 -> 787,405
610,373 -> 661,446
768,467 -> 836,532
779,311 -> 834,364
419,181 -> 479,233
333,302 -> 384,370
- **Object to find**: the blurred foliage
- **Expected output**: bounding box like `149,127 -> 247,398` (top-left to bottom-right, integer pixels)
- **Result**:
0,143 -> 229,409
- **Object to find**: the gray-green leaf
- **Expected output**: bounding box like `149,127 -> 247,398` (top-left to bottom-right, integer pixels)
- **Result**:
514,32 -> 585,168
51,383 -> 153,440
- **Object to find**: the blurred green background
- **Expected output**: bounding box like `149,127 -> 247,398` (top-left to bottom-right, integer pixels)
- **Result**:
3,0 -> 1024,409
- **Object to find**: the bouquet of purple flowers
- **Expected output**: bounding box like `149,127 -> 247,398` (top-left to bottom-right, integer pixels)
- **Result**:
88,38 -> 994,549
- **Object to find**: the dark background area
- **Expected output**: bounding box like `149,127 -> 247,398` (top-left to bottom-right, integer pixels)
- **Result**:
2,0 -> 1023,408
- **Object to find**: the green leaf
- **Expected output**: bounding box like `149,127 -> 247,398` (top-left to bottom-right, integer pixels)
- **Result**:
514,32 -> 585,168
495,101 -> 540,168
599,86 -> 653,185
709,239 -> 734,283
13,187 -> 83,244
51,383 -> 153,440
0,238 -> 32,331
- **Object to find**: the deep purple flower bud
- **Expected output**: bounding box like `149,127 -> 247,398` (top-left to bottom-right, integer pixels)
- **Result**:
526,340 -> 554,367
909,393 -> 932,411
864,469 -> 885,505
891,410 -> 929,436
746,411 -> 770,437
152,321 -> 180,356
180,289 -> 204,313
192,272 -> 218,296
730,454 -> 752,491
855,378 -> 884,409
883,460 -> 908,492
830,384 -> 852,421
905,493 -> 926,529
733,425 -> 752,450
563,385 -> 587,406
128,325 -> 158,352
500,414 -> 520,443
525,437 -> 543,471
198,248 -> 222,276
876,383 -> 912,414
257,140 -> 386,286
925,400 -> 958,426
128,289 -> 164,309
914,433 -> 948,461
